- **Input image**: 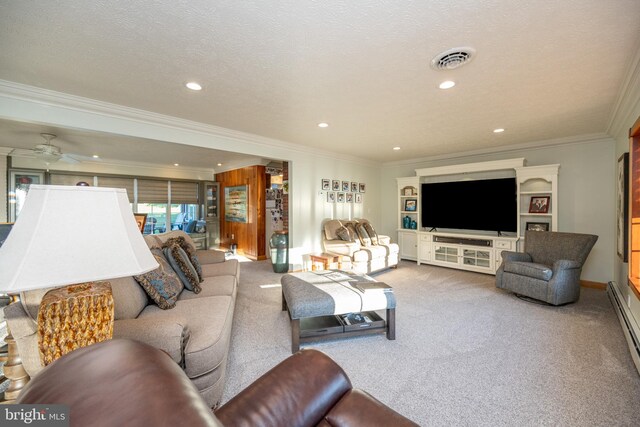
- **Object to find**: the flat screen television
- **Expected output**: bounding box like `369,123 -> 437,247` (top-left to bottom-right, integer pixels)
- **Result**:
421,178 -> 517,233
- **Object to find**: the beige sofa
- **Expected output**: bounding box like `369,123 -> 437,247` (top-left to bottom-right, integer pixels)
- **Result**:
322,219 -> 399,274
3,230 -> 238,408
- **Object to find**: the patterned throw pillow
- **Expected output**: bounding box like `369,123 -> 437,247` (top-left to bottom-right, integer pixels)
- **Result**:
336,225 -> 354,242
363,222 -> 379,245
355,223 -> 372,246
165,236 -> 203,282
134,248 -> 184,309
345,223 -> 358,240
163,243 -> 202,293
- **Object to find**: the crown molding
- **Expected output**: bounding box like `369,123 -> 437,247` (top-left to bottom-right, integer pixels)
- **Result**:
382,133 -> 613,168
607,37 -> 640,140
0,147 -> 13,156
0,80 -> 380,168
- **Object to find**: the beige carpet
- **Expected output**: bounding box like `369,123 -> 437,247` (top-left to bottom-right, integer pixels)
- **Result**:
222,260 -> 640,426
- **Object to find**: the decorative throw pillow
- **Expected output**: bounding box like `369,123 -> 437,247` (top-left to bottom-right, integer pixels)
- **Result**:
355,223 -> 372,246
164,236 -> 203,282
163,244 -> 202,293
336,225 -> 354,242
345,223 -> 358,241
134,248 -> 184,309
363,222 -> 379,245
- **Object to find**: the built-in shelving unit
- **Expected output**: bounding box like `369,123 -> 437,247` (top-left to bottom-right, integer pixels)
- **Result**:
396,177 -> 419,261
396,159 -> 559,275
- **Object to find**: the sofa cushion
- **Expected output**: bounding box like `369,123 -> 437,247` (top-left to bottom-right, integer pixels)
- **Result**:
363,222 -> 379,245
165,236 -> 204,282
134,248 -> 184,309
336,225 -> 354,242
164,244 -> 201,293
504,261 -> 553,281
110,276 -> 149,320
355,223 -> 371,246
179,275 -> 236,300
138,295 -> 234,378
323,219 -> 344,241
352,245 -> 393,262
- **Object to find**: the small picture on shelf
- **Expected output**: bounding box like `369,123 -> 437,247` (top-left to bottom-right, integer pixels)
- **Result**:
403,187 -> 414,196
528,196 -> 550,213
404,199 -> 417,211
332,180 -> 340,191
322,179 -> 330,190
526,222 -> 549,232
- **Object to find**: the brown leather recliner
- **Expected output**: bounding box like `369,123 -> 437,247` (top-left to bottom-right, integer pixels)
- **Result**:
18,339 -> 418,427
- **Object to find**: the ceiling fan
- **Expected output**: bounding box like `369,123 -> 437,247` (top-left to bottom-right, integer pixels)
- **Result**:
9,133 -> 95,165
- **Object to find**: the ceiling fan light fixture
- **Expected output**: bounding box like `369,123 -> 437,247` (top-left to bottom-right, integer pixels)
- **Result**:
439,80 -> 456,89
186,82 -> 202,91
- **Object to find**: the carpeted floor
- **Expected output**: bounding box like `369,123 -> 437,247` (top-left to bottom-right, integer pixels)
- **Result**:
222,260 -> 640,426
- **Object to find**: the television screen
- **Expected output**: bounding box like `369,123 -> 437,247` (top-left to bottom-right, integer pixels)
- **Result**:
421,178 -> 517,233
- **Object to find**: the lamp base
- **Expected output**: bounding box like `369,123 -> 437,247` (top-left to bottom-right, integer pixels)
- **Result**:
37,281 -> 114,366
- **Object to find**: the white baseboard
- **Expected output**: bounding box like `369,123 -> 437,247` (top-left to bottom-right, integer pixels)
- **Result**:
608,281 -> 640,375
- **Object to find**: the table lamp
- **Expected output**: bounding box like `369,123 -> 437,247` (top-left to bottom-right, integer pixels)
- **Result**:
0,185 -> 158,400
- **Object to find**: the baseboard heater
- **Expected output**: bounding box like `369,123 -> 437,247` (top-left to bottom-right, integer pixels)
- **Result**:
607,281 -> 640,373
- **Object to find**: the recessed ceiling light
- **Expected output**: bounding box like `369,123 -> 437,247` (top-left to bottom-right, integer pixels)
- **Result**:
393,147 -> 401,151
92,154 -> 99,159
185,82 -> 202,91
439,80 -> 456,90
318,122 -> 329,128
174,163 -> 179,166
493,128 -> 505,133
217,163 -> 222,166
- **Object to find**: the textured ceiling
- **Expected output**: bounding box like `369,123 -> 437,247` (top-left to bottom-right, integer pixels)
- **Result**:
0,0 -> 639,164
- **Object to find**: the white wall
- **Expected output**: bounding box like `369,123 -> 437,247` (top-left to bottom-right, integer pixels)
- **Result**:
380,137 -> 615,283
0,85 -> 381,270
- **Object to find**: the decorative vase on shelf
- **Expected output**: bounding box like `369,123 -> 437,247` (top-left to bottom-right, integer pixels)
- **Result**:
410,220 -> 417,229
403,216 -> 411,229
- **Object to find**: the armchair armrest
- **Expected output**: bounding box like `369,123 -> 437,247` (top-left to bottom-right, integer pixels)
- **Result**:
500,251 -> 532,263
378,235 -> 391,245
215,349 -> 352,427
113,317 -> 189,365
195,249 -> 226,264
553,259 -> 582,270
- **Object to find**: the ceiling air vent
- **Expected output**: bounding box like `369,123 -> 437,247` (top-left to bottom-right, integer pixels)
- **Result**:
431,47 -> 476,71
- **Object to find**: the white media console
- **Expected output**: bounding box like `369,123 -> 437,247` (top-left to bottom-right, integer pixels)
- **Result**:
397,158 -> 559,275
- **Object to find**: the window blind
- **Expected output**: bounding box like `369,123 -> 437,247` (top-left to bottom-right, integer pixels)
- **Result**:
170,181 -> 199,204
50,174 -> 94,186
97,176 -> 135,201
137,179 -> 168,203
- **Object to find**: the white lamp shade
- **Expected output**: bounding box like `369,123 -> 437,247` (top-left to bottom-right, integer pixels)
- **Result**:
0,185 -> 159,293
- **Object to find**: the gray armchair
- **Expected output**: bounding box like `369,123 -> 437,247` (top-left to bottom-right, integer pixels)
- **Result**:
496,231 -> 598,305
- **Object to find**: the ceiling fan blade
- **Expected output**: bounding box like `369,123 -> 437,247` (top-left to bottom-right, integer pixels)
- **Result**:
60,154 -> 81,164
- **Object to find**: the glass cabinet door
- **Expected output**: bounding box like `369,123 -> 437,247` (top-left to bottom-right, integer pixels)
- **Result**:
204,182 -> 219,218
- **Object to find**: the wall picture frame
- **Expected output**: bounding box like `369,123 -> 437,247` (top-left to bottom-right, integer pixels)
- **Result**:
404,199 -> 417,211
526,222 -> 549,232
351,182 -> 358,192
225,185 -> 248,223
322,179 -> 330,190
346,193 -> 354,203
528,196 -> 550,214
327,192 -> 336,203
617,152 -> 629,261
133,213 -> 147,233
355,194 -> 363,203
332,180 -> 340,191
342,181 -> 350,192
337,192 -> 345,203
359,183 -> 366,193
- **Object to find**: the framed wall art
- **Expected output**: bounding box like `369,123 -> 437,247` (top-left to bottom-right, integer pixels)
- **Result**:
617,152 -> 629,261
321,179 -> 330,190
332,180 -> 340,191
225,185 -> 248,223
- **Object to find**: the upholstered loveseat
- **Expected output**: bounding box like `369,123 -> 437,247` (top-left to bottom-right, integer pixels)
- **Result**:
3,230 -> 238,408
322,218 -> 399,274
